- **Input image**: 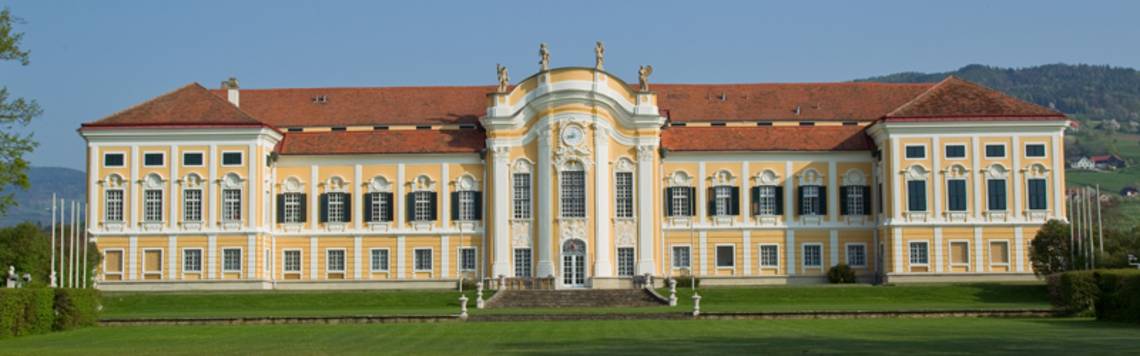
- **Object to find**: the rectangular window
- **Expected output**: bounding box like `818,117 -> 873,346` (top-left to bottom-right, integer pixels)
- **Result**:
985,144 -> 1006,158
909,242 -> 929,265
846,244 -> 867,267
512,173 -> 531,219
183,249 -> 202,273
104,250 -> 124,277
222,152 -> 243,166
414,249 -> 433,272
987,179 -> 1007,211
458,191 -> 477,221
105,190 -> 124,222
990,241 -> 1010,265
715,245 -> 735,268
670,187 -> 693,217
671,246 -> 691,269
283,250 -> 301,273
617,247 -> 635,276
144,189 -> 163,222
222,248 -> 242,272
413,191 -> 433,222
803,244 -> 822,267
327,193 -> 345,223
370,249 -> 389,272
284,193 -> 303,223
615,172 -> 634,218
1028,178 -> 1048,210
327,250 -> 345,272
143,249 -> 163,275
183,189 -> 202,222
905,145 -> 926,159
801,185 -> 821,216
1025,144 -> 1047,158
907,180 -> 927,212
759,245 -> 779,268
845,186 -> 865,215
713,186 -> 732,216
514,248 -> 532,277
182,152 -> 204,166
560,170 -> 586,218
369,192 -> 390,222
104,153 -> 125,167
756,186 -> 778,216
460,247 -> 476,272
947,179 -> 968,212
950,242 -> 970,266
143,153 -> 164,167
222,189 -> 242,222
945,145 -> 966,159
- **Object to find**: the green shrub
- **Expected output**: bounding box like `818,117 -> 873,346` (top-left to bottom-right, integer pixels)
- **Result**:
672,275 -> 700,289
458,278 -> 479,292
1048,271 -> 1099,315
1093,269 -> 1140,322
0,288 -> 54,339
53,288 -> 100,331
827,264 -> 857,284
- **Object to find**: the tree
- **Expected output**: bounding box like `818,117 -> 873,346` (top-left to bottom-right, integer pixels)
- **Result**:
0,223 -> 101,287
0,7 -> 41,216
1029,219 -> 1073,276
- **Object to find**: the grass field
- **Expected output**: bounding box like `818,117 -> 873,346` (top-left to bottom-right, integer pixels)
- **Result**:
99,283 -> 1051,319
1,318 -> 1137,355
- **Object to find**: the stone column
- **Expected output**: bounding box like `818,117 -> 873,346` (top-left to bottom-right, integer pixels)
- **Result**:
636,144 -> 656,274
491,145 -> 512,277
593,126 -> 612,277
537,129 -> 555,277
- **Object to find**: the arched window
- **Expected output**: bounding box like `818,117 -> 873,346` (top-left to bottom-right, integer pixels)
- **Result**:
797,169 -> 825,217
751,170 -> 782,217
665,171 -> 695,218
103,174 -> 126,223
451,175 -> 482,222
841,169 -> 869,216
277,176 -> 307,224
365,176 -> 393,223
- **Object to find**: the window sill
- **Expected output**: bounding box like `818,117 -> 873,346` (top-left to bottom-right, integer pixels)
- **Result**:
668,217 -> 694,227
368,222 -> 392,232
945,211 -> 968,223
711,215 -> 734,226
141,222 -> 164,232
800,215 -> 823,225
753,215 -> 780,225
985,211 -> 1009,222
843,216 -> 867,224
281,223 -> 304,232
220,221 -> 242,231
411,221 -> 434,231
103,222 -> 125,232
453,221 -> 481,231
1026,210 -> 1049,221
181,221 -> 204,231
905,212 -> 929,222
325,222 -> 346,232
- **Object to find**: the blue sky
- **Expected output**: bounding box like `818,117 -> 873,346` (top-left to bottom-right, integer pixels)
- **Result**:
3,0 -> 1139,170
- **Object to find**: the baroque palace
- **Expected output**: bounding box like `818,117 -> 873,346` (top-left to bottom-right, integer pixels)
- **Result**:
80,45 -> 1069,290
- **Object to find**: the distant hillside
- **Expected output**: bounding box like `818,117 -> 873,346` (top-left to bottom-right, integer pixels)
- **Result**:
0,167 -> 85,228
857,64 -> 1140,122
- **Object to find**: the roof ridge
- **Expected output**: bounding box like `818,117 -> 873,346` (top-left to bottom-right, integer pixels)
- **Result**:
883,76 -> 955,118
85,82 -> 268,128
88,82 -> 205,125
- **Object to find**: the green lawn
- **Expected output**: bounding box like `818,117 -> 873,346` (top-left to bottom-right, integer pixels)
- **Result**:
2,318 -> 1137,355
100,283 -> 1051,319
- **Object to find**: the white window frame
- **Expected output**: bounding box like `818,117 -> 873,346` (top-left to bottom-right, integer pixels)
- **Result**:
182,151 -> 205,167
514,248 -> 532,277
845,243 -> 867,268
220,151 -> 244,167
222,188 -> 243,223
712,185 -> 733,217
670,187 -> 693,217
181,248 -> 203,274
368,192 -> 391,223
758,243 -> 780,270
670,245 -> 691,269
183,188 -> 203,222
105,189 -> 125,222
844,185 -> 866,216
370,248 -> 390,272
457,190 -> 477,221
948,240 -> 972,271
103,152 -> 126,167
560,169 -> 586,218
908,241 -> 930,267
143,189 -> 163,222
458,247 -> 477,272
326,248 -> 347,275
802,243 -> 824,270
614,171 -> 635,219
1025,143 -> 1048,158
617,247 -> 636,276
221,247 -> 243,274
984,143 -> 1007,159
282,249 -> 303,276
512,172 -> 532,220
755,186 -> 778,216
283,192 -> 303,223
904,144 -> 926,159
413,248 -> 433,272
714,244 -> 736,269
801,185 -> 822,216
142,151 -> 166,167
101,248 -> 125,280
945,178 -> 969,212
141,248 -> 164,277
413,191 -> 433,222
988,239 -> 1012,268
327,192 -> 346,223
944,144 -> 967,160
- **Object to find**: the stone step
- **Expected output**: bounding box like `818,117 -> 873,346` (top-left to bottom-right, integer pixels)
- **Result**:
487,289 -> 667,308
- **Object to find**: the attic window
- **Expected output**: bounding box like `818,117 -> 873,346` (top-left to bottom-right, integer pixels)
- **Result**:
671,122 -> 687,127
312,95 -> 329,104
459,124 -> 477,129
710,122 -> 726,127
331,127 -> 346,132
756,121 -> 772,126
373,125 -> 389,130
799,121 -> 815,127
842,121 -> 858,126
415,125 -> 432,130
287,128 -> 303,132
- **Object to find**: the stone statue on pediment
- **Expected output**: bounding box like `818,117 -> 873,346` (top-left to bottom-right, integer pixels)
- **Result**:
539,43 -> 550,71
595,41 -> 605,70
638,65 -> 653,91
496,64 -> 510,93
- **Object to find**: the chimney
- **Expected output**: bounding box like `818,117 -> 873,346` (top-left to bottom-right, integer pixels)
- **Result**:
221,77 -> 240,107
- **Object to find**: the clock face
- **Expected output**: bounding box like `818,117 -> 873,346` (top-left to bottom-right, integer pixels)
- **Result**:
562,126 -> 584,146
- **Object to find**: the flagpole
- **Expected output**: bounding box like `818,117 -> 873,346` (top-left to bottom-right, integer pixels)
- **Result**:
1096,185 -> 1103,255
1085,187 -> 1093,270
82,203 -> 89,289
59,198 -> 66,287
50,194 -> 57,288
72,200 -> 78,288
1068,191 -> 1074,270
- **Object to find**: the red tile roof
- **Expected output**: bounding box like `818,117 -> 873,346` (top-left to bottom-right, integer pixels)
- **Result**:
653,82 -> 934,122
660,125 -> 873,152
82,83 -> 266,129
276,129 -> 485,155
212,86 -> 493,127
883,76 -> 1064,121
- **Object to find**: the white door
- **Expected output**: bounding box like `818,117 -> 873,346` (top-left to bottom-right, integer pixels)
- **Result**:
561,239 -> 586,287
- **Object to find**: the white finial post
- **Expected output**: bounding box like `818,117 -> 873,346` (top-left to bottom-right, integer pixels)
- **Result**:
668,278 -> 677,307
476,281 -> 485,309
458,294 -> 469,320
692,292 -> 702,317
50,193 -> 57,288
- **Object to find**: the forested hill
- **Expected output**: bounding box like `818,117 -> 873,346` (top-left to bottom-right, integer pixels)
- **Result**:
856,64 -> 1140,122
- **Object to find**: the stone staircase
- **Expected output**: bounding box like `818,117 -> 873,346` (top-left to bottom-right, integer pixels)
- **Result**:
486,289 -> 668,308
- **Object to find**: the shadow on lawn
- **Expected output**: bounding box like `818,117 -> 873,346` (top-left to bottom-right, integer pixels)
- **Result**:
961,283 -> 1049,304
